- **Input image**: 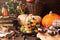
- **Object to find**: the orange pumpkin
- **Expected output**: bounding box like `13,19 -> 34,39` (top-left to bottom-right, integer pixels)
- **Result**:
42,11 -> 59,27
58,16 -> 60,20
2,7 -> 9,17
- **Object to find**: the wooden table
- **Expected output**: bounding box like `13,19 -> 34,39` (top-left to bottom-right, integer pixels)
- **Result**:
37,32 -> 60,40
9,33 -> 40,40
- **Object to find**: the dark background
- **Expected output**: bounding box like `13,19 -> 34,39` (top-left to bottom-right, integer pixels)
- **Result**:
0,0 -> 60,17
40,0 -> 60,17
26,0 -> 60,17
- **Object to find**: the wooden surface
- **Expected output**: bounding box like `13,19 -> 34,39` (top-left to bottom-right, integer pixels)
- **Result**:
0,24 -> 13,27
9,36 -> 38,40
0,17 -> 17,27
37,33 -> 60,40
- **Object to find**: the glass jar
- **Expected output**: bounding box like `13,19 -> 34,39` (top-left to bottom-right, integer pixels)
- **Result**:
52,18 -> 60,27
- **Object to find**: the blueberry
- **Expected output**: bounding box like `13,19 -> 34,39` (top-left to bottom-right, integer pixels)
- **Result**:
43,30 -> 47,33
57,29 -> 60,34
47,30 -> 57,36
38,28 -> 47,33
49,26 -> 55,30
38,28 -> 42,32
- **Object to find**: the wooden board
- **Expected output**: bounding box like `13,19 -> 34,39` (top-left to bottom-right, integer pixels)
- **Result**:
0,24 -> 13,27
37,33 -> 60,40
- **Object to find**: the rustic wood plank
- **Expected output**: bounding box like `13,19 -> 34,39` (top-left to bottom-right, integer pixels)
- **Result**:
37,33 -> 60,40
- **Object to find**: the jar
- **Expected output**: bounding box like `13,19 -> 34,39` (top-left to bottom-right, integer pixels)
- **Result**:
52,18 -> 60,27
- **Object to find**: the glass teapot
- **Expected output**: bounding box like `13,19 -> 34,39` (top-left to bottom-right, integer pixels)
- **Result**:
52,18 -> 60,27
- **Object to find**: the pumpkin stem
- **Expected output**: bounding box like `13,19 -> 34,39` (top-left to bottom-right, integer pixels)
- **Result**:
49,11 -> 53,15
